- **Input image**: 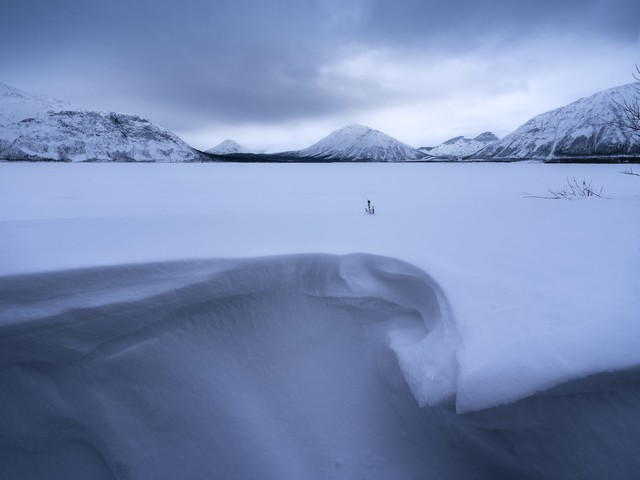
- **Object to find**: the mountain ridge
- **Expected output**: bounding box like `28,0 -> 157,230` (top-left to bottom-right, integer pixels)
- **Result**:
422,132 -> 499,159
0,82 -> 206,162
475,84 -> 640,161
0,82 -> 69,127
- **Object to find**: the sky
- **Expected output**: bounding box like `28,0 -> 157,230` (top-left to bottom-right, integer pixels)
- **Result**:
2,0 -> 640,152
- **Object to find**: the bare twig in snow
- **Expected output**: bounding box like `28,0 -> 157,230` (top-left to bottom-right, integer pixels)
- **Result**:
612,65 -> 640,138
525,178 -> 605,199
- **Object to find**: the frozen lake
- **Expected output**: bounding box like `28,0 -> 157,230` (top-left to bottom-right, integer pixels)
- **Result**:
1,161 -> 638,275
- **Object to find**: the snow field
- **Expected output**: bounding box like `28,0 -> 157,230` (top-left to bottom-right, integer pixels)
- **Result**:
1,162 -> 639,478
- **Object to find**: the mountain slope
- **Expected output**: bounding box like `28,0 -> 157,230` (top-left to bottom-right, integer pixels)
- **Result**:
293,124 -> 425,162
476,84 -> 640,161
0,83 -> 205,162
0,82 -> 69,127
424,132 -> 499,159
206,139 -> 248,155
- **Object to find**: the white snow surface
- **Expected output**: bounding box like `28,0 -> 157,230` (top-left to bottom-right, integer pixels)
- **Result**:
1,162 -> 640,478
0,82 -> 69,127
293,124 -> 425,161
0,83 -> 203,162
425,132 -> 499,159
205,139 -> 248,154
476,83 -> 640,160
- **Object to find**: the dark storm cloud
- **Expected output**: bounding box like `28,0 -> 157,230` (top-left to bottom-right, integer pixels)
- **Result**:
1,0 -> 639,142
2,0 -> 366,124
361,0 -> 640,45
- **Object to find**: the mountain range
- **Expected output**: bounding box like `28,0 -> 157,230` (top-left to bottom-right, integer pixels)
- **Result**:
421,132 -> 499,160
1,81 -> 639,162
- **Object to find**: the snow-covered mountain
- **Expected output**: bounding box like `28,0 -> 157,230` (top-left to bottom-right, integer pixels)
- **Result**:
0,81 -> 69,127
206,139 -> 248,155
293,124 -> 425,162
0,82 -> 205,162
423,132 -> 499,159
476,84 -> 640,161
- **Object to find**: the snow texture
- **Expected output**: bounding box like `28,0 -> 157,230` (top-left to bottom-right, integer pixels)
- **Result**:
293,124 -> 425,161
476,83 -> 640,161
0,83 -> 204,162
0,255 -> 459,479
205,139 -> 248,155
423,132 -> 499,160
3,253 -> 640,479
1,162 -> 639,478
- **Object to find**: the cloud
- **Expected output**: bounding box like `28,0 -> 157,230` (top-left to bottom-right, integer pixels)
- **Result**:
359,0 -> 640,46
1,0 -> 639,150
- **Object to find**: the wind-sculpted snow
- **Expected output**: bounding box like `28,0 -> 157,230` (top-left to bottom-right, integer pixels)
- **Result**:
476,83 -> 640,161
0,254 -> 458,479
2,254 -> 640,479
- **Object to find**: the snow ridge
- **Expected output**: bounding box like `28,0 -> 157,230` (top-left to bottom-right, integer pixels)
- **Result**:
0,82 -> 69,127
294,124 -> 425,162
476,83 -> 640,161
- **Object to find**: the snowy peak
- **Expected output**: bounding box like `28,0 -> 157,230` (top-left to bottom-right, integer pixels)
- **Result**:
426,132 -> 499,159
443,136 -> 465,145
206,139 -> 248,155
0,82 -> 69,126
474,132 -> 499,142
294,124 -> 424,162
477,83 -> 640,161
0,81 -> 61,105
0,82 -> 203,162
0,82 -> 33,101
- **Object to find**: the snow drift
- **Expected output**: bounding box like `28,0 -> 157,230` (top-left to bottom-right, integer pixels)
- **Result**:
2,253 -> 640,479
0,254 -> 457,479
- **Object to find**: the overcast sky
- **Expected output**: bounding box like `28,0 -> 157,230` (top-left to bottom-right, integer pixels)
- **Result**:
2,0 -> 639,151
